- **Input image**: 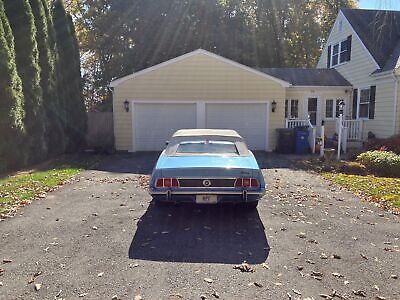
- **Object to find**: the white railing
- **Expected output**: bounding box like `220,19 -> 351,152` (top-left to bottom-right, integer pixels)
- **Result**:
285,119 -> 310,128
342,120 -> 363,140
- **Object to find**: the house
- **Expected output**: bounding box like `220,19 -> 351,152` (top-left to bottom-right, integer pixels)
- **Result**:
110,8 -> 400,152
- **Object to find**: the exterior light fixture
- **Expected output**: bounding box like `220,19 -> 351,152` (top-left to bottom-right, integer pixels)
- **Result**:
124,100 -> 130,112
338,99 -> 345,115
271,100 -> 277,112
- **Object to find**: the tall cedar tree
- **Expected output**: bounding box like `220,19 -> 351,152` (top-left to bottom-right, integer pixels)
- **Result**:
53,0 -> 86,152
30,0 -> 65,156
4,0 -> 47,163
0,0 -> 25,171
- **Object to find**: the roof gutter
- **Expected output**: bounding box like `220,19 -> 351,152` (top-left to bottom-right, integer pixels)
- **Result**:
393,72 -> 399,135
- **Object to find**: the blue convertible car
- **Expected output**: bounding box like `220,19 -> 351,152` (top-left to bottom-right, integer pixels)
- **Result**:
149,129 -> 265,209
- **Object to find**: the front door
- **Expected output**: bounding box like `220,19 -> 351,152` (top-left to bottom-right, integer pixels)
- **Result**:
308,97 -> 318,126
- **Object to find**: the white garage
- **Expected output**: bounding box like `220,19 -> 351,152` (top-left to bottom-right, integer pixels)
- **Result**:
132,101 -> 269,151
110,49 -> 290,152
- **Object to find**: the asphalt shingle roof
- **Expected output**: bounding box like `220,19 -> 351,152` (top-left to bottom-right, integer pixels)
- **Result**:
260,68 -> 351,87
341,8 -> 400,72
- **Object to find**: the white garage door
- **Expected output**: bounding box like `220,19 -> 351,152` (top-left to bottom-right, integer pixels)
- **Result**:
134,103 -> 197,151
206,103 -> 268,150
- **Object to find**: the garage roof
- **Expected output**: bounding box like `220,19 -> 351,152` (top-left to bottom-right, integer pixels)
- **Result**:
109,49 -> 291,88
259,68 -> 352,87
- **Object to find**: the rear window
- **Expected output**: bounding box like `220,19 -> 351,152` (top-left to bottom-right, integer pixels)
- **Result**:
176,141 -> 239,154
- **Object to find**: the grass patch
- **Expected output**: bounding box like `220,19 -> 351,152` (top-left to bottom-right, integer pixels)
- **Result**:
0,154 -> 102,217
323,172 -> 400,209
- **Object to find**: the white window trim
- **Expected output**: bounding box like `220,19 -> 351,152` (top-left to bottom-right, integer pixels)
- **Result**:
357,87 -> 371,120
330,38 -> 349,68
285,99 -> 299,119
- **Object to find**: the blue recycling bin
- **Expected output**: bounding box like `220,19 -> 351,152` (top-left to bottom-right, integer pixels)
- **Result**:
295,129 -> 310,154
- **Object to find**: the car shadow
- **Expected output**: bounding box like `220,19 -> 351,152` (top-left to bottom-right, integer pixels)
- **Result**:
128,203 -> 269,264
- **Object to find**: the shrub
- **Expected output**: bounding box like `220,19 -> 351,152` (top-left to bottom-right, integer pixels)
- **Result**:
357,151 -> 400,177
366,135 -> 400,154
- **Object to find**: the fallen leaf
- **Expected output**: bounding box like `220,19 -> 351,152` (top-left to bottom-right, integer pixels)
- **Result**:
97,272 -> 104,277
112,295 -> 119,300
390,274 -> 398,279
34,283 -> 42,291
352,290 -> 367,297
200,295 -> 207,300
2,259 -> 12,264
332,272 -> 344,278
376,296 -> 386,300
332,254 -> 341,259
92,226 -> 98,230
233,261 -> 255,273
373,285 -> 379,291
292,289 -> 301,295
134,296 -> 143,300
168,293 -> 183,299
319,294 -> 333,299
297,232 -> 306,238
211,290 -> 220,298
262,263 -> 269,269
360,253 -> 368,260
204,278 -> 213,283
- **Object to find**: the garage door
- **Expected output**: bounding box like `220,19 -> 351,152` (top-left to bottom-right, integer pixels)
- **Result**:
134,103 -> 197,151
206,103 -> 268,150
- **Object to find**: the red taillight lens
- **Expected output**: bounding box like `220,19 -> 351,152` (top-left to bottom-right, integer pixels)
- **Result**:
156,178 -> 164,187
235,178 -> 259,188
250,178 -> 259,187
155,178 -> 179,188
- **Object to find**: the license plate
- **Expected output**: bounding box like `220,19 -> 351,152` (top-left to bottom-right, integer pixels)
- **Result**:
196,195 -> 218,204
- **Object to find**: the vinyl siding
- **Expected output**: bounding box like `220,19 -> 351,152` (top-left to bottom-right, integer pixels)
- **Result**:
317,12 -> 397,139
113,53 -> 286,151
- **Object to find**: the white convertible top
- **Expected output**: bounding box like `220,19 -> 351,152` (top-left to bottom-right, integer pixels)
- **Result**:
172,129 -> 242,139
166,129 -> 249,156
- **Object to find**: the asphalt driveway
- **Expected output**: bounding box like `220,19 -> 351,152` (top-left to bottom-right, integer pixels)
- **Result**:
0,152 -> 399,299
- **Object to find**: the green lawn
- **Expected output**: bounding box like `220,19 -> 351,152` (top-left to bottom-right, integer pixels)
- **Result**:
0,154 -> 102,216
323,172 -> 400,209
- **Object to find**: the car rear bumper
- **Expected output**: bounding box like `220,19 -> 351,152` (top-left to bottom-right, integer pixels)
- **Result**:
150,190 -> 264,204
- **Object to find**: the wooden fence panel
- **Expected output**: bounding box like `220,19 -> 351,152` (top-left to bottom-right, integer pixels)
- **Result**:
86,112 -> 114,149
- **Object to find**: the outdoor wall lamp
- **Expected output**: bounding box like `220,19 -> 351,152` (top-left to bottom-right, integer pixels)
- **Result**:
124,100 -> 130,112
338,99 -> 345,115
271,100 -> 277,112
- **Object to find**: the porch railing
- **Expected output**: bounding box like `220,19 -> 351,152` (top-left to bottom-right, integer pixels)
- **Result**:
342,119 -> 363,140
285,119 -> 310,128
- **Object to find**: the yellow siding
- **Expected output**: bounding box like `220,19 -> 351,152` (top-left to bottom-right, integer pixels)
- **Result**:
317,13 -> 397,139
113,53 -> 286,151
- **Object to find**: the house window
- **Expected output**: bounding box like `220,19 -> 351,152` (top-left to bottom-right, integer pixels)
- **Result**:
331,39 -> 348,67
325,99 -> 344,119
339,40 -> 348,64
359,88 -> 371,118
332,44 -> 339,67
285,99 -> 299,118
325,99 -> 334,118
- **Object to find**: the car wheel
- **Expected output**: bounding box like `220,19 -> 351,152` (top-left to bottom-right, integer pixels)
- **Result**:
241,201 -> 258,210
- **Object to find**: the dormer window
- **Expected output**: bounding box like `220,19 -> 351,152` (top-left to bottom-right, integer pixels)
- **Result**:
327,35 -> 352,68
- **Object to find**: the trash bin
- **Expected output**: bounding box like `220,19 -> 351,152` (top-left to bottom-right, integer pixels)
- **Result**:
276,128 -> 295,153
295,128 -> 310,154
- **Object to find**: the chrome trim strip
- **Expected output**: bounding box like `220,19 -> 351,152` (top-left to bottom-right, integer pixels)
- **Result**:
150,191 -> 264,195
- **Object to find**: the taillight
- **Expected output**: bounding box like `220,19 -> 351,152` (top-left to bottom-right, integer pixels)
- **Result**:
235,178 -> 259,188
155,178 -> 179,188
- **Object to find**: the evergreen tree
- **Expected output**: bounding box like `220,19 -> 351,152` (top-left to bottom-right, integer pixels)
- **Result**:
53,0 -> 86,152
0,0 -> 25,171
30,0 -> 65,156
4,0 -> 46,163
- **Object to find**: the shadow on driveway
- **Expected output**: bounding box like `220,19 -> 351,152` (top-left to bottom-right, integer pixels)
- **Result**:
128,203 -> 269,264
93,151 -> 300,175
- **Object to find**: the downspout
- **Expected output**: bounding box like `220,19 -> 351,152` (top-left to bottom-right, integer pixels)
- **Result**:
392,72 -> 399,135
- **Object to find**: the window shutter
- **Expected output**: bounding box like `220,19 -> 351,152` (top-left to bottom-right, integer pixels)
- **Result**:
352,89 -> 358,119
346,35 -> 352,61
327,45 -> 332,68
369,86 -> 376,119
